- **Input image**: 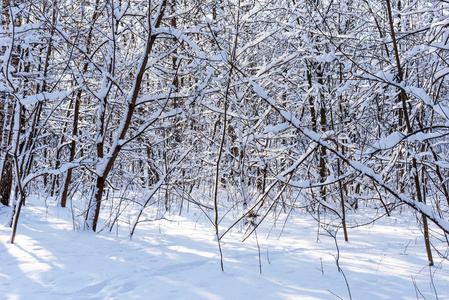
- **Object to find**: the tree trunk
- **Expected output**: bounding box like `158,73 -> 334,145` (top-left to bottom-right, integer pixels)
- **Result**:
0,155 -> 13,206
86,0 -> 167,231
386,0 -> 433,266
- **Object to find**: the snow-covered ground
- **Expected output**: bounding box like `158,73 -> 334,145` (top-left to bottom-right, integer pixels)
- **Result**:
1,196 -> 448,300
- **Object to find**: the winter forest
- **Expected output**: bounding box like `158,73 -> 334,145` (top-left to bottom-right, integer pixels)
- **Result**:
1,0 -> 449,299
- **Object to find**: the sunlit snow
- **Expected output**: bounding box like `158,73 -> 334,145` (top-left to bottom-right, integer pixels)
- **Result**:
1,197 -> 448,300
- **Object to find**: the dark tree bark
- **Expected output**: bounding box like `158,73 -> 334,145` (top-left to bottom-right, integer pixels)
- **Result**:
0,155 -> 13,206
0,0 -> 23,206
87,0 -> 167,231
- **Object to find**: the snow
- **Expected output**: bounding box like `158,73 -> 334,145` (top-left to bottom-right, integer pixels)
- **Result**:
435,160 -> 449,168
372,132 -> 405,150
155,27 -> 206,60
434,67 -> 449,80
316,53 -> 336,63
237,30 -> 279,57
265,122 -> 289,133
375,71 -> 394,83
403,85 -> 449,121
336,81 -> 351,95
349,160 -> 384,183
113,1 -> 128,20
404,86 -> 432,106
407,131 -> 445,143
256,53 -> 301,77
248,79 -> 269,100
1,197 -> 448,300
209,51 -> 229,63
20,91 -> 72,106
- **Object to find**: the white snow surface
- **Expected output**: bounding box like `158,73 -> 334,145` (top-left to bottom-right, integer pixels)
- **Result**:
1,196 -> 448,300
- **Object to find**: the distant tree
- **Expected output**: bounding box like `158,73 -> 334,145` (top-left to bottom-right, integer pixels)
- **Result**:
0,0 -> 21,206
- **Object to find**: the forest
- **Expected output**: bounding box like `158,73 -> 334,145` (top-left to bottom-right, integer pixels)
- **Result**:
1,0 -> 449,298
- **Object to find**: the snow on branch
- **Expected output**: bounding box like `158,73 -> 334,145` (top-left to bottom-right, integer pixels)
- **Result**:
22,159 -> 94,187
248,78 -> 449,234
20,91 -> 73,106
154,27 -> 206,60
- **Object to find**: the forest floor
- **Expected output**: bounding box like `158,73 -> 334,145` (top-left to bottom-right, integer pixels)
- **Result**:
1,196 -> 448,300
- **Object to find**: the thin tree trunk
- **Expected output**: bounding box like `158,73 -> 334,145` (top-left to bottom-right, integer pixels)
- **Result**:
10,103 -> 24,244
87,0 -> 167,231
386,0 -> 433,265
